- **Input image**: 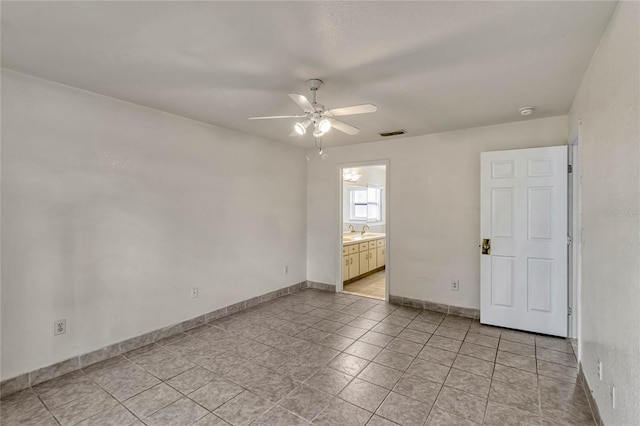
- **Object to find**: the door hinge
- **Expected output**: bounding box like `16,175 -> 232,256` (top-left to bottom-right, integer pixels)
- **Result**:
568,307 -> 572,316
567,235 -> 573,245
568,164 -> 573,173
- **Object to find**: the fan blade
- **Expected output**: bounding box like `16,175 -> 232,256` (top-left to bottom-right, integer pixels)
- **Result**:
288,93 -> 315,112
330,119 -> 360,135
327,104 -> 377,116
248,115 -> 304,120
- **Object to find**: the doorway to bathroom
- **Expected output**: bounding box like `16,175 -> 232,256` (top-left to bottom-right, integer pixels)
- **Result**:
339,163 -> 388,301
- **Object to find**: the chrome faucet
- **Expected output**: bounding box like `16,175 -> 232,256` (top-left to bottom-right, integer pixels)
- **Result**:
361,224 -> 370,235
348,224 -> 356,233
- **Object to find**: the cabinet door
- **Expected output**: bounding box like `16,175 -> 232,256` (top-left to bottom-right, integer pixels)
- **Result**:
368,249 -> 377,270
359,251 -> 369,275
343,256 -> 350,281
377,247 -> 385,267
349,254 -> 360,279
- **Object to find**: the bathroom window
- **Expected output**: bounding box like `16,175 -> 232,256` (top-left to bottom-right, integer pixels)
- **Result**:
349,186 -> 382,222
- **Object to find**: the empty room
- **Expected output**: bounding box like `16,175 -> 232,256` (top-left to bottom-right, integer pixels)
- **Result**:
1,1 -> 638,426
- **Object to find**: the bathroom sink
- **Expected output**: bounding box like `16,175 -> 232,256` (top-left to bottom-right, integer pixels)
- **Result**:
343,233 -> 385,242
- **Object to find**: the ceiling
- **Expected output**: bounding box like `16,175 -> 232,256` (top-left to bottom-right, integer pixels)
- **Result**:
1,1 -> 616,148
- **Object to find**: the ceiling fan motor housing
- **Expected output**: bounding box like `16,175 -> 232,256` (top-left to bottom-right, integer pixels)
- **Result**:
306,79 -> 323,91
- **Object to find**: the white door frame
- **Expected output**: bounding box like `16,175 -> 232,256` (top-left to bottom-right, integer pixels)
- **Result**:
568,127 -> 582,341
336,160 -> 390,302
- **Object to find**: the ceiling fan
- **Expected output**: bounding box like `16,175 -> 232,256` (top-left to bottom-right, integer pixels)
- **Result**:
248,79 -> 377,138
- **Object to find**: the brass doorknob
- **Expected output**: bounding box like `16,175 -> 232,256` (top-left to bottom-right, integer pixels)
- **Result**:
481,238 -> 491,255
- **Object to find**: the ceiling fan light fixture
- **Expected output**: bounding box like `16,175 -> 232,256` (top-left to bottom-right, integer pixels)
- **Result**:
294,119 -> 311,135
343,170 -> 362,182
250,78 -> 375,142
294,122 -> 306,135
318,118 -> 332,133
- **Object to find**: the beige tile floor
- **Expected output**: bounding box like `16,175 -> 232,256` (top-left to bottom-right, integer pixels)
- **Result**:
0,289 -> 595,426
343,270 -> 385,300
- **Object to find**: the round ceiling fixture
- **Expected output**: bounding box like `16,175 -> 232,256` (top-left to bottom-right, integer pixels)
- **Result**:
519,107 -> 535,116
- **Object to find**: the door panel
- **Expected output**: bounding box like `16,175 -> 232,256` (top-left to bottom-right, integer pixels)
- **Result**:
343,256 -> 349,281
481,146 -> 568,337
349,254 -> 360,280
377,247 -> 385,267
528,258 -> 553,312
491,256 -> 515,307
359,251 -> 368,275
528,187 -> 553,240
491,188 -> 514,238
368,249 -> 377,270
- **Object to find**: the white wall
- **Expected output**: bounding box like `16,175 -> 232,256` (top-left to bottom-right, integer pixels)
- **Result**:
568,2 -> 640,424
307,116 -> 568,309
0,70 -> 308,380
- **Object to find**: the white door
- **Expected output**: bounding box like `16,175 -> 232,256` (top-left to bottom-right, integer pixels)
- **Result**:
481,146 -> 568,337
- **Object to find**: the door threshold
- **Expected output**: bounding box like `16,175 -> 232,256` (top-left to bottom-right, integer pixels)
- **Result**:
341,290 -> 384,301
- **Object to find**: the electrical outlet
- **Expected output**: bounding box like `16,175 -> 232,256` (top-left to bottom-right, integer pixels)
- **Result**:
597,359 -> 603,380
284,265 -> 289,275
54,319 -> 66,336
451,280 -> 460,291
611,383 -> 616,409
191,287 -> 198,298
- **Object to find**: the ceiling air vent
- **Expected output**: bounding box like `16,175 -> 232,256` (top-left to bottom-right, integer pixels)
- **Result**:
379,129 -> 406,137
